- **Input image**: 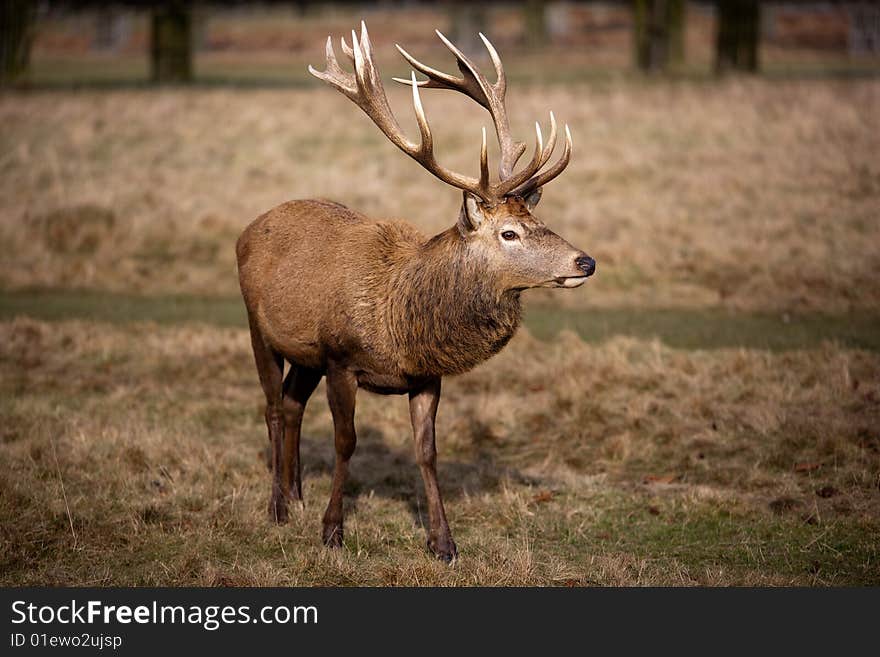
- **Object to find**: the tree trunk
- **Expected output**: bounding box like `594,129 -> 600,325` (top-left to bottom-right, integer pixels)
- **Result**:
715,0 -> 760,74
667,0 -> 685,67
634,0 -> 685,72
0,0 -> 36,87
523,0 -> 548,50
95,7 -> 131,52
151,2 -> 193,84
847,3 -> 880,55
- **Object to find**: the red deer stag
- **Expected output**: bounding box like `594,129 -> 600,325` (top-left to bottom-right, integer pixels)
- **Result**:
237,23 -> 595,561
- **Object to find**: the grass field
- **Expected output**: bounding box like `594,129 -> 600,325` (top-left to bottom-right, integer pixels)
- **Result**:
2,78 -> 878,312
2,317 -> 878,585
1,9 -> 879,585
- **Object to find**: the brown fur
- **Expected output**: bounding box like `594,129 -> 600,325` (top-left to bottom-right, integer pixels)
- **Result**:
385,227 -> 522,377
238,197 -> 591,381
237,186 -> 592,561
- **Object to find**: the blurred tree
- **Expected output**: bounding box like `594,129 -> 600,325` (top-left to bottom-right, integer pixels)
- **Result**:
95,6 -> 132,51
668,0 -> 685,66
448,2 -> 487,55
0,0 -> 36,87
634,0 -> 685,72
523,0 -> 547,50
715,0 -> 760,73
846,3 -> 880,54
151,1 -> 193,83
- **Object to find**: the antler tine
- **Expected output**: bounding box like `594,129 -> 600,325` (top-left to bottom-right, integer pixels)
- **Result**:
494,112 -> 562,197
340,35 -> 354,63
307,36 -> 356,98
538,111 -> 558,170
358,21 -> 380,85
495,121 -> 546,197
352,25 -> 380,89
434,30 -> 494,106
479,126 -> 489,191
324,35 -> 339,68
392,32 -> 493,108
351,29 -> 365,86
478,32 -> 506,98
393,44 -> 461,90
511,124 -> 573,197
409,71 -> 433,152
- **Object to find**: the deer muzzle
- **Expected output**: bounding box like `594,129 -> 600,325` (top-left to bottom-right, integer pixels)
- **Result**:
554,253 -> 595,288
575,254 -> 596,277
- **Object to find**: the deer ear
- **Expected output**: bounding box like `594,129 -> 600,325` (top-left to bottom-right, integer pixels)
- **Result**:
524,188 -> 542,210
458,192 -> 486,234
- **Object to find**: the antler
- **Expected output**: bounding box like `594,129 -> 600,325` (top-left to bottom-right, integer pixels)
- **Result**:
394,31 -> 525,180
308,22 -> 572,204
308,22 -> 491,202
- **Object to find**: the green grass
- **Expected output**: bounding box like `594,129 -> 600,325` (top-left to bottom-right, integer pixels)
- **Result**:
0,289 -> 247,329
2,289 -> 878,352
518,492 -> 880,585
526,306 -> 880,352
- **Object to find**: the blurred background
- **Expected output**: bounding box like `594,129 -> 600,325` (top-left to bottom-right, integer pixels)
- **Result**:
1,1 -> 878,317
5,1 -> 880,85
1,2 -> 879,586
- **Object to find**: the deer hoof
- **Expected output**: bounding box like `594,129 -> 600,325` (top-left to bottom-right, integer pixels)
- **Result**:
322,524 -> 344,548
427,537 -> 458,564
268,496 -> 289,524
287,487 -> 305,510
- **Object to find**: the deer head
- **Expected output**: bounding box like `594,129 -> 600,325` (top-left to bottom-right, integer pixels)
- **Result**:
309,22 -> 595,290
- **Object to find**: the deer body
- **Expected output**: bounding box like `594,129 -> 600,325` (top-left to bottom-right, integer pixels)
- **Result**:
238,24 -> 594,561
238,198 -> 523,391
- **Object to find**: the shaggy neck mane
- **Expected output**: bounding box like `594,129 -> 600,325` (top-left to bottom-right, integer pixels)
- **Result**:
388,227 -> 521,377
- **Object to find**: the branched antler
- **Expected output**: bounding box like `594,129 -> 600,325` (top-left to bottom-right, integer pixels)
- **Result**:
308,22 -> 572,204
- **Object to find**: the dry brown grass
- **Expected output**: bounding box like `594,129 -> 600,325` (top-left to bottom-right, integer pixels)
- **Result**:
1,76 -> 878,312
1,318 -> 877,586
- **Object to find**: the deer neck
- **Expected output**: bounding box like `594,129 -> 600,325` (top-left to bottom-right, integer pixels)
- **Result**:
389,228 -> 522,377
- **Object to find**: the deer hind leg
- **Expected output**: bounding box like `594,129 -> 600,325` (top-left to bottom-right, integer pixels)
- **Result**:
322,362 -> 358,548
281,365 -> 323,509
409,378 -> 457,562
246,314 -> 288,523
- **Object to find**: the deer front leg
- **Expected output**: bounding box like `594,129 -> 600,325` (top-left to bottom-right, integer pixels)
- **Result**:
322,362 -> 358,548
409,378 -> 457,562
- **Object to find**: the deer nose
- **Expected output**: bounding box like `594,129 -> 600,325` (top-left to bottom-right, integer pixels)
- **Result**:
575,254 -> 596,277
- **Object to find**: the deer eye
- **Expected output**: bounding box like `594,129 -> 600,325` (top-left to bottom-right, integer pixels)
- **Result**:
501,230 -> 519,241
